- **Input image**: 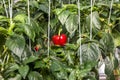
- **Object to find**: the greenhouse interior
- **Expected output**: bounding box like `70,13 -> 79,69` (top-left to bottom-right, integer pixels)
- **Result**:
1,0 -> 120,80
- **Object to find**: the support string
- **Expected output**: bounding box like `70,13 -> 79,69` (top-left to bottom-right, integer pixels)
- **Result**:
47,0 -> 51,56
27,0 -> 31,52
27,0 -> 30,24
90,0 -> 93,40
108,0 -> 113,24
77,0 -> 82,64
8,0 -> 13,25
93,0 -> 96,6
3,0 -> 8,18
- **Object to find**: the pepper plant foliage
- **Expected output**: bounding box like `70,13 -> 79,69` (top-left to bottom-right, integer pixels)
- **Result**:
0,0 -> 120,80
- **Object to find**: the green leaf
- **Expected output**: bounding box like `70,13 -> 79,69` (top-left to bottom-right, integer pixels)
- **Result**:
50,59 -> 62,71
5,63 -> 19,72
14,14 -> 27,23
58,10 -> 70,25
50,59 -> 68,79
75,61 -> 96,79
100,33 -> 115,55
65,43 -> 78,50
34,13 -> 43,20
15,20 -> 38,41
3,63 -> 19,78
5,34 -> 25,59
34,61 -> 46,69
24,24 -> 35,41
0,15 -> 8,21
65,14 -> 78,34
0,33 -> 6,47
86,11 -> 101,34
28,71 -> 43,80
105,57 -> 114,77
55,70 -> 68,80
8,74 -> 22,80
65,50 -> 74,65
52,46 -> 64,53
81,43 -> 101,63
17,24 -> 35,41
0,27 -> 8,34
68,70 -> 76,80
30,19 -> 40,35
24,56 -> 38,64
18,65 -> 29,79
83,61 -> 97,69
114,36 -> 120,47
30,1 -> 39,8
39,4 -> 48,13
63,4 -> 77,10
78,69 -> 89,79
0,15 -> 7,19
112,29 -> 120,47
50,18 -> 58,28
54,8 -> 64,15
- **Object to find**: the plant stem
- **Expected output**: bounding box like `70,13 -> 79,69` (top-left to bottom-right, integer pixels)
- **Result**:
58,28 -> 62,36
